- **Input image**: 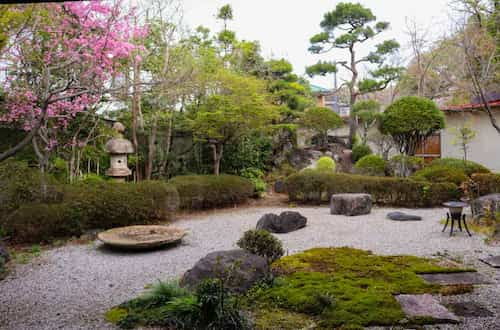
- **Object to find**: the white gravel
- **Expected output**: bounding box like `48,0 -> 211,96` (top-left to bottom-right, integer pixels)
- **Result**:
1,206 -> 499,330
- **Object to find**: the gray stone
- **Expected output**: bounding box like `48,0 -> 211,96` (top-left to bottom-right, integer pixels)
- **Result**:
419,272 -> 491,285
330,193 -> 372,216
257,212 -> 307,233
446,302 -> 494,317
274,180 -> 286,194
480,256 -> 500,268
471,193 -> 500,219
180,249 -> 269,294
386,212 -> 422,221
0,244 -> 9,262
395,294 -> 460,323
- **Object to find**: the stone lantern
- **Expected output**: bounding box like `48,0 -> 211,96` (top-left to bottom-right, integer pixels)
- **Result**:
105,122 -> 134,182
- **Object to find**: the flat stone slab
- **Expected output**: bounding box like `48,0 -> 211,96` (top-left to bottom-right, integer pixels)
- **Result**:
386,212 -> 422,221
479,256 -> 500,268
446,302 -> 494,318
97,225 -> 186,250
395,294 -> 459,323
419,272 -> 491,285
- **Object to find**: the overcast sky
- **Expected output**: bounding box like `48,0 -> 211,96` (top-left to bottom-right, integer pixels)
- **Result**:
181,0 -> 454,88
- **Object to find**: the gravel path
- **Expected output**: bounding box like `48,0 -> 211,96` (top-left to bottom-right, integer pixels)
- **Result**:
1,206 -> 500,330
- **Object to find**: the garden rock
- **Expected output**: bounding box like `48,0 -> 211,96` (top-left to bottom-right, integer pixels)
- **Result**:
180,249 -> 269,294
330,193 -> 372,216
0,245 -> 9,262
471,193 -> 500,219
386,212 -> 422,221
256,211 -> 307,233
396,294 -> 459,323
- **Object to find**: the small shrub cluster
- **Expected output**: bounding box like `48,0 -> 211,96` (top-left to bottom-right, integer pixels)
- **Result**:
387,155 -> 424,177
316,156 -> 336,172
1,180 -> 179,244
284,170 -> 459,207
471,173 -> 500,196
107,279 -> 250,330
351,144 -> 372,163
430,158 -> 490,176
355,155 -> 387,176
240,168 -> 267,195
237,230 -> 284,263
412,166 -> 469,185
170,175 -> 254,209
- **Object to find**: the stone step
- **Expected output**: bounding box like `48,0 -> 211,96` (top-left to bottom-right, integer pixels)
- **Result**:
395,294 -> 459,323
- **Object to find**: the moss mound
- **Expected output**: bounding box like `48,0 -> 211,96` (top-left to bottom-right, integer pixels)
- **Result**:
245,247 -> 468,329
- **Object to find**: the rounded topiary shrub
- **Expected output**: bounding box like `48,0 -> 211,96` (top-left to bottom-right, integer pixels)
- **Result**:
429,158 -> 490,176
351,144 -> 372,163
169,175 -> 254,209
237,229 -> 284,263
316,156 -> 336,172
412,166 -> 469,185
355,155 -> 387,176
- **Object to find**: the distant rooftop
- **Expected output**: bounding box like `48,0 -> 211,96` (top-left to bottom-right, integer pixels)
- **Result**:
310,84 -> 330,94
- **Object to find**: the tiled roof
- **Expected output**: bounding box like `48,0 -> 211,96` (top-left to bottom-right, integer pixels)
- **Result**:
441,98 -> 500,112
310,84 -> 330,94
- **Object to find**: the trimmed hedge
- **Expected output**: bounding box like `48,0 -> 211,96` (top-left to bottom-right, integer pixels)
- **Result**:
285,170 -> 460,207
472,173 -> 500,195
169,175 -> 254,209
412,166 -> 469,185
351,144 -> 372,163
1,181 -> 179,244
430,158 -> 490,176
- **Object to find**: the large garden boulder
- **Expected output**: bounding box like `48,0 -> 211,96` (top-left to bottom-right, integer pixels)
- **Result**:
330,193 -> 372,216
0,244 -> 9,262
180,249 -> 269,294
387,212 -> 422,221
256,211 -> 307,233
471,194 -> 500,219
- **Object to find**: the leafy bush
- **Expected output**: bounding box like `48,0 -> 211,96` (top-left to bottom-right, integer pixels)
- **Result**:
316,156 -> 336,172
170,175 -> 254,209
351,144 -> 372,163
471,173 -> 500,196
221,134 -> 273,175
355,155 -> 386,176
237,230 -> 284,263
240,168 -> 267,195
107,279 -> 250,330
0,160 -> 62,219
1,181 -> 179,243
412,166 -> 468,185
3,203 -> 83,243
387,155 -> 424,177
284,170 -> 459,207
429,158 -> 490,176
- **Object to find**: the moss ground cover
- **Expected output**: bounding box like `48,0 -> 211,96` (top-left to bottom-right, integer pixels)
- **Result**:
245,247 -> 469,329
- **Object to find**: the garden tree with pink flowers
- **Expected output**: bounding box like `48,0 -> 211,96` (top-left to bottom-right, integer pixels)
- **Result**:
0,1 -> 145,172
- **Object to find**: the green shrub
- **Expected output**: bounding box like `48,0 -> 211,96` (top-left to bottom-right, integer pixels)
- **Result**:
355,155 -> 386,176
387,155 -> 424,177
3,203 -> 83,243
0,160 -> 62,219
284,170 -> 459,207
471,173 -> 500,195
237,230 -> 284,263
64,181 -> 179,229
351,144 -> 372,163
429,158 -> 490,176
240,168 -> 267,195
169,175 -> 254,209
78,174 -> 107,185
1,181 -> 179,244
412,166 -> 468,185
316,156 -> 336,172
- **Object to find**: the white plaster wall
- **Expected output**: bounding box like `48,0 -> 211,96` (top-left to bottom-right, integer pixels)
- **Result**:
441,111 -> 500,172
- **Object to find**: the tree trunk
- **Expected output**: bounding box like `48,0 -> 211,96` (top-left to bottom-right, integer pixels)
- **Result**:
348,45 -> 359,148
211,143 -> 223,175
159,114 -> 173,177
145,114 -> 158,180
132,56 -> 142,180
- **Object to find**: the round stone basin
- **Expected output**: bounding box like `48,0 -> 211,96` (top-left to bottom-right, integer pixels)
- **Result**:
97,225 -> 186,250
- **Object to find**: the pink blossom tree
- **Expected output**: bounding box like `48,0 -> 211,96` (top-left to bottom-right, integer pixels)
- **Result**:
0,1 -> 145,168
